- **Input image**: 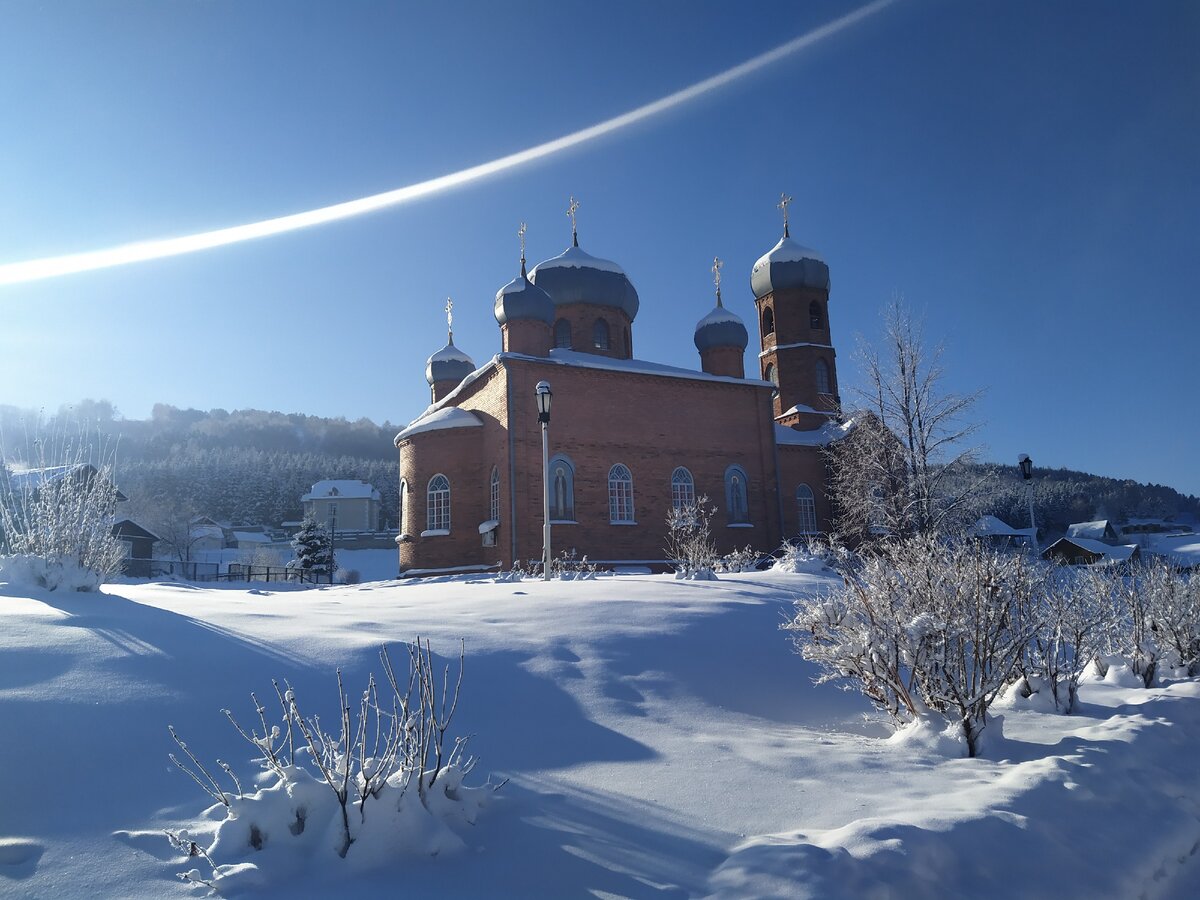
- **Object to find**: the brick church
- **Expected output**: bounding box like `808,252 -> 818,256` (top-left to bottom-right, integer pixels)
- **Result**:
394,198 -> 847,574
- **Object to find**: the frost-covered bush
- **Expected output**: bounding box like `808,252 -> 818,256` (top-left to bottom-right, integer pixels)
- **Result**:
167,640 -> 496,891
771,538 -> 854,576
1016,565 -> 1118,712
715,545 -> 760,574
786,535 -> 1039,757
0,434 -> 124,590
549,548 -> 598,580
1136,558 -> 1200,680
665,498 -> 719,580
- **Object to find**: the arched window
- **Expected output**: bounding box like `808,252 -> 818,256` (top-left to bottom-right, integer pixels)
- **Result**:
816,359 -> 832,395
764,363 -> 778,385
399,479 -> 408,534
426,474 -> 450,532
671,467 -> 695,510
593,318 -> 610,350
762,306 -> 775,336
796,484 -> 817,534
550,454 -> 575,521
554,319 -> 572,349
809,301 -> 824,331
725,465 -> 749,524
608,464 -> 634,523
489,467 -> 500,522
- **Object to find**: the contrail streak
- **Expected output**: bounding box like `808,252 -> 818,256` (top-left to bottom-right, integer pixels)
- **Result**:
0,0 -> 895,286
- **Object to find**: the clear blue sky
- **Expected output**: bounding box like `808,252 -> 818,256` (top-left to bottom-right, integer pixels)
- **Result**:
1,1 -> 1197,495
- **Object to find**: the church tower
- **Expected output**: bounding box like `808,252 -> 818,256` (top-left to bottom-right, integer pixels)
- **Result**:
751,194 -> 839,431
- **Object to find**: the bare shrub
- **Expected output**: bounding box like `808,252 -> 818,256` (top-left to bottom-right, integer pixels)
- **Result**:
787,535 -> 1039,757
665,497 -> 718,580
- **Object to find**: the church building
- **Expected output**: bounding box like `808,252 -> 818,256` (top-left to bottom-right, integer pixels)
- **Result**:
394,197 -> 847,574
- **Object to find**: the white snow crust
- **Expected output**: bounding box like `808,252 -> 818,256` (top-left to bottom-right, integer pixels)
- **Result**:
394,407 -> 483,442
529,244 -> 626,275
1,571 -> 1198,898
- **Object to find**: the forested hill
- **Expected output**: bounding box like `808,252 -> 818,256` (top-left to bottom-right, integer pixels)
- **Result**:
1,401 -> 1196,535
0,401 -> 403,528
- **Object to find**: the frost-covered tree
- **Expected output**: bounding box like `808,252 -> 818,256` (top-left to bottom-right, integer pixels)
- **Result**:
787,535 -> 1040,757
664,497 -> 718,580
0,432 -> 125,590
291,515 -> 332,576
829,301 -> 983,541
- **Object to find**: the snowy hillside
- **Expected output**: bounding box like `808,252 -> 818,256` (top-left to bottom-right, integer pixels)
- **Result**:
1,572 -> 1198,898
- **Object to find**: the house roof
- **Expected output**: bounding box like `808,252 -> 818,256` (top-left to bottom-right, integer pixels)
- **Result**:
774,420 -> 852,448
111,519 -> 160,542
301,479 -> 382,502
973,515 -> 1025,537
1067,520 -> 1115,540
394,407 -> 483,444
8,464 -> 128,502
231,531 -> 273,544
1044,537 -> 1139,563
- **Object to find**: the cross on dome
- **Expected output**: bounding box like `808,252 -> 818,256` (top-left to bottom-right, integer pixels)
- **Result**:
712,256 -> 724,306
518,222 -> 528,274
445,297 -> 454,340
778,192 -> 793,238
567,195 -> 580,247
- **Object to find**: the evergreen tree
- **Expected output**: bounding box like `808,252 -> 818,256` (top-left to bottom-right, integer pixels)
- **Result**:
291,515 -> 332,575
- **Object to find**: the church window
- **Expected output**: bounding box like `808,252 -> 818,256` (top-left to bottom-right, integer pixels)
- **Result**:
550,454 -> 575,520
608,464 -> 634,523
809,301 -> 824,330
671,467 -> 695,510
399,480 -> 408,533
554,319 -> 572,349
489,466 -> 500,523
796,484 -> 817,534
816,359 -> 831,395
725,465 -> 749,524
765,363 -> 778,385
762,307 -> 775,336
593,318 -> 610,350
427,474 -> 450,532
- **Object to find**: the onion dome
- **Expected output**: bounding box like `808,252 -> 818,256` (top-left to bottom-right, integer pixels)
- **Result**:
494,243 -> 556,326
695,256 -> 748,351
528,239 -> 640,321
750,235 -> 829,299
425,338 -> 474,386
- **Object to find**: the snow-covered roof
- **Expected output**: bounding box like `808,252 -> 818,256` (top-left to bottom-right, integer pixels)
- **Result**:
751,235 -> 829,299
394,406 -> 483,443
538,349 -> 769,386
1140,533 -> 1200,568
774,420 -> 851,448
190,524 -> 225,541
232,531 -> 273,544
972,515 -> 1024,537
494,272 -> 556,326
779,403 -> 821,416
1047,537 -> 1139,562
1067,521 -> 1114,540
302,479 -> 381,502
693,304 -> 748,352
528,244 -> 640,320
425,339 -> 476,385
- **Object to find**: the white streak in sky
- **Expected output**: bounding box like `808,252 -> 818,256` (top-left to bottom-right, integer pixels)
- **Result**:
0,0 -> 895,286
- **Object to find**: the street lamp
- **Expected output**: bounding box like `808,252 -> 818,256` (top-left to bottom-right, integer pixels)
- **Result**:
1017,453 -> 1037,553
536,381 -> 553,581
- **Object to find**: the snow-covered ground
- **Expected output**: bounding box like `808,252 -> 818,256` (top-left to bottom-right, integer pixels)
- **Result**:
1,570 -> 1198,898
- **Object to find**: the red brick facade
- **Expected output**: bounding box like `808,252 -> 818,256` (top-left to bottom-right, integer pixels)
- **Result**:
397,232 -> 844,574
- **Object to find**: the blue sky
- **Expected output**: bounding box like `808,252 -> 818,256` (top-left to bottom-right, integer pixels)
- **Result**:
1,1 -> 1197,495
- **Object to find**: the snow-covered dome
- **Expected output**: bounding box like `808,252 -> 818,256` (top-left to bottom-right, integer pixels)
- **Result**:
750,235 -> 830,299
494,269 -> 555,326
425,339 -> 475,386
694,304 -> 748,352
528,242 -> 640,321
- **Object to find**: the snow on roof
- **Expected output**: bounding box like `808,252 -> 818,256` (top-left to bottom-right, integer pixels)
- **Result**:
232,531 -> 273,544
695,306 -> 744,329
1050,537 -> 1139,561
302,479 -> 381,502
758,342 -> 834,358
1141,533 -> 1200,568
529,244 -> 626,275
394,406 -> 483,443
779,403 -> 821,416
534,349 -> 770,386
972,515 -> 1024,537
774,420 -> 851,448
1067,521 -> 1114,540
190,524 -> 225,540
755,235 -> 825,266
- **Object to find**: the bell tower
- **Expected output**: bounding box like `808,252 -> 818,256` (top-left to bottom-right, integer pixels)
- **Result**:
751,194 -> 839,431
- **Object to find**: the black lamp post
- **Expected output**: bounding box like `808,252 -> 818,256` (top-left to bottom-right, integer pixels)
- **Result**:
536,381 -> 553,580
1018,453 -> 1037,552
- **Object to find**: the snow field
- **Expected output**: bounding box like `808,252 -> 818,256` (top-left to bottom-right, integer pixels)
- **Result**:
0,571 -> 1197,897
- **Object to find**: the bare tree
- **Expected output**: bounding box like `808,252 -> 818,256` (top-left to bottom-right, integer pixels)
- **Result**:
829,300 -> 984,540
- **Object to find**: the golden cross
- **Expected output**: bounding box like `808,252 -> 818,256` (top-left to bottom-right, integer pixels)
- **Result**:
778,192 -> 793,237
445,297 -> 454,335
712,256 -> 723,303
518,222 -> 527,261
567,195 -> 580,241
